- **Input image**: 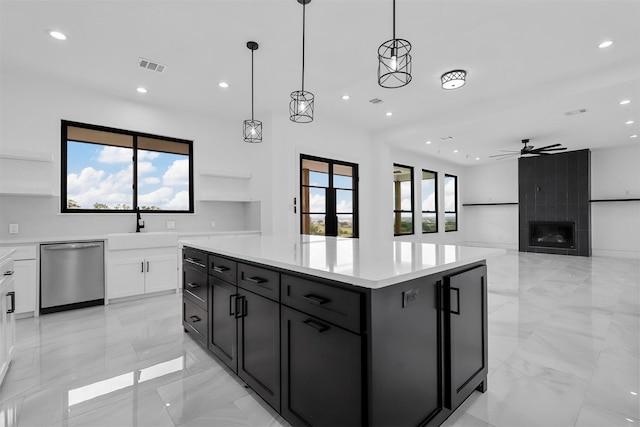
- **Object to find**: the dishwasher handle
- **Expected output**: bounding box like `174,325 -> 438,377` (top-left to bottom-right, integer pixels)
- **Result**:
43,243 -> 103,251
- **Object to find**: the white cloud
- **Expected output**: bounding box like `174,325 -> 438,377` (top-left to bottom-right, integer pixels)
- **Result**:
97,146 -> 132,163
444,180 -> 456,211
138,150 -> 160,160
336,200 -> 352,213
309,193 -> 325,212
139,187 -> 174,206
137,161 -> 156,176
67,165 -> 134,208
163,159 -> 189,186
422,193 -> 436,210
165,191 -> 190,210
67,167 -> 105,194
142,177 -> 160,185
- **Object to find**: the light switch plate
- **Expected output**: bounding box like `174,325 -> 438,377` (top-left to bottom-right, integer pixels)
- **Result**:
166,220 -> 176,229
9,224 -> 19,234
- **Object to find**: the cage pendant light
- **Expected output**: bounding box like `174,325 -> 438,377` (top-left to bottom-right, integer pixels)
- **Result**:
378,0 -> 412,88
290,0 -> 314,123
243,41 -> 262,143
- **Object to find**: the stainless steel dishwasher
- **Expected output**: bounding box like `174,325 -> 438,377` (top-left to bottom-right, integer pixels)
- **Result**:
40,241 -> 105,314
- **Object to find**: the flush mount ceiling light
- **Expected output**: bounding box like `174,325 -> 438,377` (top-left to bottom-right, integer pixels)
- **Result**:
377,0 -> 412,88
441,70 -> 467,90
290,0 -> 315,123
46,29 -> 67,40
598,40 -> 613,48
243,41 -> 262,143
136,87 -> 147,94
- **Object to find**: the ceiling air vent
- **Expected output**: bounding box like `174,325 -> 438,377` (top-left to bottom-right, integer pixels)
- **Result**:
138,57 -> 166,73
369,98 -> 383,104
564,108 -> 587,116
440,136 -> 455,141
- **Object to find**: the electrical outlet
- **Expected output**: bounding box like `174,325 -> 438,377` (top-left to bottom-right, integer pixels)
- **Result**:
166,220 -> 176,229
402,288 -> 419,308
9,224 -> 19,234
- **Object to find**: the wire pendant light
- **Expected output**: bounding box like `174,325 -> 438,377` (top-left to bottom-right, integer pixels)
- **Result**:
378,0 -> 412,88
243,41 -> 262,143
290,0 -> 314,123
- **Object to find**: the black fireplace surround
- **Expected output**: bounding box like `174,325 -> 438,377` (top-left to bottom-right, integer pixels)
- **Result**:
518,149 -> 591,256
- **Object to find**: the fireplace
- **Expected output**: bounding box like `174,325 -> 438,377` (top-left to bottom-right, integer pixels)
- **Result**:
529,221 -> 575,249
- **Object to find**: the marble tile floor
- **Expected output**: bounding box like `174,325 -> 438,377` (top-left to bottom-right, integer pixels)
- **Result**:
0,251 -> 638,426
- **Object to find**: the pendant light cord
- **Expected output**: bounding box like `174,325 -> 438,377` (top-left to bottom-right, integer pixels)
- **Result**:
392,0 -> 396,40
251,49 -> 254,120
301,1 -> 306,92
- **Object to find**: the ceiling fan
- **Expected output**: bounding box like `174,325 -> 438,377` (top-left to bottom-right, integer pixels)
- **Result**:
490,139 -> 567,159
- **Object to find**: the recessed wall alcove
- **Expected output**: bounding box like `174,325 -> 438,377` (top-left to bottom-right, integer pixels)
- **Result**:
518,149 -> 591,256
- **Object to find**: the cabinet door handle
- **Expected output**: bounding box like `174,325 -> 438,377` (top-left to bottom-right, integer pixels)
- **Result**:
235,296 -> 247,319
213,266 -> 230,273
450,287 -> 460,315
7,291 -> 15,314
229,294 -> 238,316
186,282 -> 199,289
303,319 -> 329,333
141,262 -> 144,273
302,294 -> 330,305
146,261 -> 150,273
3,271 -> 14,276
189,315 -> 201,323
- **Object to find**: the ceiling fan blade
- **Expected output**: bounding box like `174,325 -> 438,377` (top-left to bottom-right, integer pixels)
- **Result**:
533,143 -> 562,151
540,147 -> 567,152
489,153 -> 518,158
498,150 -> 520,153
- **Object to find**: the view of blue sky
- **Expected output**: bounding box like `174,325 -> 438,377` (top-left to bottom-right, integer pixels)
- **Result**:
66,141 -> 189,210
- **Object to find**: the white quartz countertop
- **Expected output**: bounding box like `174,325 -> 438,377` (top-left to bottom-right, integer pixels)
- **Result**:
180,235 -> 505,289
0,247 -> 16,264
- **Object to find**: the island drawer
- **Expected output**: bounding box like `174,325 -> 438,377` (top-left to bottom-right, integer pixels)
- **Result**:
183,297 -> 207,344
183,267 -> 208,309
209,255 -> 237,284
183,247 -> 207,273
238,263 -> 280,301
281,275 -> 362,333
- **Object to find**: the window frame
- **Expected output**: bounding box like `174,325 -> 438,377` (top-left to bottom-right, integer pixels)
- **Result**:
421,169 -> 438,234
61,120 -> 194,214
393,163 -> 414,236
299,154 -> 359,238
444,173 -> 458,232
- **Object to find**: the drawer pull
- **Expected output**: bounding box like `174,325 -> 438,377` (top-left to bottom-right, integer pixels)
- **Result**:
303,319 -> 329,333
7,292 -> 15,314
185,257 -> 205,268
186,282 -> 199,289
189,315 -> 201,323
213,266 -> 230,273
3,271 -> 14,276
245,276 -> 266,284
302,294 -> 330,305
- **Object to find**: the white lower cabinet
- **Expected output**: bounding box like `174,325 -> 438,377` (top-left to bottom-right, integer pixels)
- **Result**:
0,255 -> 16,385
14,259 -> 36,315
107,249 -> 177,300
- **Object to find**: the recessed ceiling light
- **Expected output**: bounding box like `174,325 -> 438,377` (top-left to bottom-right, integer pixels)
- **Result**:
453,150 -> 458,153
626,120 -> 635,125
218,82 -> 229,88
47,29 -> 67,40
425,140 -> 432,145
598,40 -> 613,49
475,157 -> 480,160
386,112 -> 392,117
136,87 -> 147,94
631,134 -> 638,138
342,95 -> 350,100
620,99 -> 631,105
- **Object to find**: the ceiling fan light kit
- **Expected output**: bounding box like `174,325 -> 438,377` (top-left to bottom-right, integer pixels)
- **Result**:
378,0 -> 412,88
290,0 -> 315,123
243,41 -> 262,143
489,139 -> 567,159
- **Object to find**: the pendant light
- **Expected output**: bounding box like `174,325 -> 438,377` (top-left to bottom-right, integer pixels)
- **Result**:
378,0 -> 412,88
243,41 -> 262,143
290,0 -> 314,123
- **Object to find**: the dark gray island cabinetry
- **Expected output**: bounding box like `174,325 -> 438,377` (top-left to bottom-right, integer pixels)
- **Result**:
180,236 -> 502,427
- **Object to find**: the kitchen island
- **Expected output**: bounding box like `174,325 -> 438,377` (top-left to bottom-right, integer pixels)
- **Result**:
180,235 -> 503,427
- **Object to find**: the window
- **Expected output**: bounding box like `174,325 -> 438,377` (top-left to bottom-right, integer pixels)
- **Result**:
421,170 -> 438,233
393,164 -> 414,235
300,155 -> 358,237
62,121 -> 193,213
444,174 -> 458,231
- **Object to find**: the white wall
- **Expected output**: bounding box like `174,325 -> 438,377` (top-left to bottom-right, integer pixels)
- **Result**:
0,67 -> 260,241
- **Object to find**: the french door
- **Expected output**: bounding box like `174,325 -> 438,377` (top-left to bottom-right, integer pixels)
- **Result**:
300,155 -> 358,237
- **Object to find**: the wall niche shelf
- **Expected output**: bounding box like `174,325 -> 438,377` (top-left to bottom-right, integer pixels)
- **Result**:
0,150 -> 55,196
462,202 -> 518,206
199,170 -> 252,180
589,198 -> 640,203
0,151 -> 53,163
197,193 -> 254,202
0,188 -> 54,197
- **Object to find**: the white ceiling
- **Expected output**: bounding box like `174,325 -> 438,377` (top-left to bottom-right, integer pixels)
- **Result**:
2,0 -> 639,165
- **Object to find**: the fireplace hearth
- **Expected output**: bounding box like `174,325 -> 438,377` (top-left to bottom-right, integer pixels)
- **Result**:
529,221 -> 575,249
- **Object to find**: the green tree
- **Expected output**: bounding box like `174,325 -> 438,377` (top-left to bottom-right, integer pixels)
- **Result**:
67,199 -> 80,209
93,203 -> 109,209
